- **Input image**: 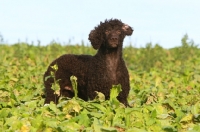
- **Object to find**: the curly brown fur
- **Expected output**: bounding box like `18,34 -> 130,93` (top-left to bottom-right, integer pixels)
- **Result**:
44,19 -> 133,106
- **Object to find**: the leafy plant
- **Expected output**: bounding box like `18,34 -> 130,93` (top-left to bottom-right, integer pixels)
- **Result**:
44,64 -> 61,104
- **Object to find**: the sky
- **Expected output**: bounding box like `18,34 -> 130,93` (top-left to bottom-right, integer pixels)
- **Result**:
0,0 -> 199,48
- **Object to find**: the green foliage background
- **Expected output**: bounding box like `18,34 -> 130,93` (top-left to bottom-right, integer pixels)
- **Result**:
0,34 -> 200,131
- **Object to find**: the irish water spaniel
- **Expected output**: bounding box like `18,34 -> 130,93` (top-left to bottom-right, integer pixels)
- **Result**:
44,19 -> 133,106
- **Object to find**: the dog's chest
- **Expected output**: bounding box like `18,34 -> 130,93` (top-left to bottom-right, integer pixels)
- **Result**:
106,56 -> 119,84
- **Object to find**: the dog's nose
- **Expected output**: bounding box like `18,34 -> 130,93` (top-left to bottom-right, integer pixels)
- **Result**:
111,36 -> 118,41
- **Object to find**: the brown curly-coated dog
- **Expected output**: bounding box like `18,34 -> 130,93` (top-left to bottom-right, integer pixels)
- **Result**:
44,19 -> 133,106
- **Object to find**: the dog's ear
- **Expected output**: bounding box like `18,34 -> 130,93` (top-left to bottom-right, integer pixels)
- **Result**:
122,24 -> 133,36
88,29 -> 103,50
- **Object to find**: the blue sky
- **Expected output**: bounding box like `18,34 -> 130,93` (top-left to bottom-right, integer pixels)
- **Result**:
0,0 -> 199,48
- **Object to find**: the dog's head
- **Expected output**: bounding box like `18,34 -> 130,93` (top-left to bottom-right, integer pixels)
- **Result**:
89,19 -> 133,50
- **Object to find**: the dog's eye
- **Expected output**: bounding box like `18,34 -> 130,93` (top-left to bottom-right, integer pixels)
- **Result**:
105,30 -> 110,34
117,30 -> 121,34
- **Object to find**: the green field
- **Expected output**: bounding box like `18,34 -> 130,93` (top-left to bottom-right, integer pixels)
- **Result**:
0,34 -> 200,131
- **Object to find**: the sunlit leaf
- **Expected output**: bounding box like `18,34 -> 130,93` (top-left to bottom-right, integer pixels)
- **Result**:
95,91 -> 105,102
0,108 -> 10,118
110,84 -> 122,99
155,77 -> 162,87
180,114 -> 193,123
90,103 -> 107,112
109,85 -> 122,107
191,102 -> 200,117
151,109 -> 157,118
62,99 -> 82,113
48,102 -> 58,113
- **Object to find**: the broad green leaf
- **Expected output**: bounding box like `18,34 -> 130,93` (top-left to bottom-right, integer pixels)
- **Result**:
20,124 -> 30,132
0,108 -> 10,118
95,91 -> 105,102
151,109 -> 157,118
109,85 -> 122,107
48,102 -> 58,113
191,102 -> 200,117
31,116 -> 43,128
58,120 -> 81,131
93,118 -> 102,132
45,120 -> 58,128
110,84 -> 122,100
146,118 -> 156,126
90,103 -> 107,112
62,99 -> 82,113
89,112 -> 102,118
112,107 -> 126,126
155,77 -> 162,87
77,109 -> 91,126
180,114 -> 193,123
10,77 -> 18,82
